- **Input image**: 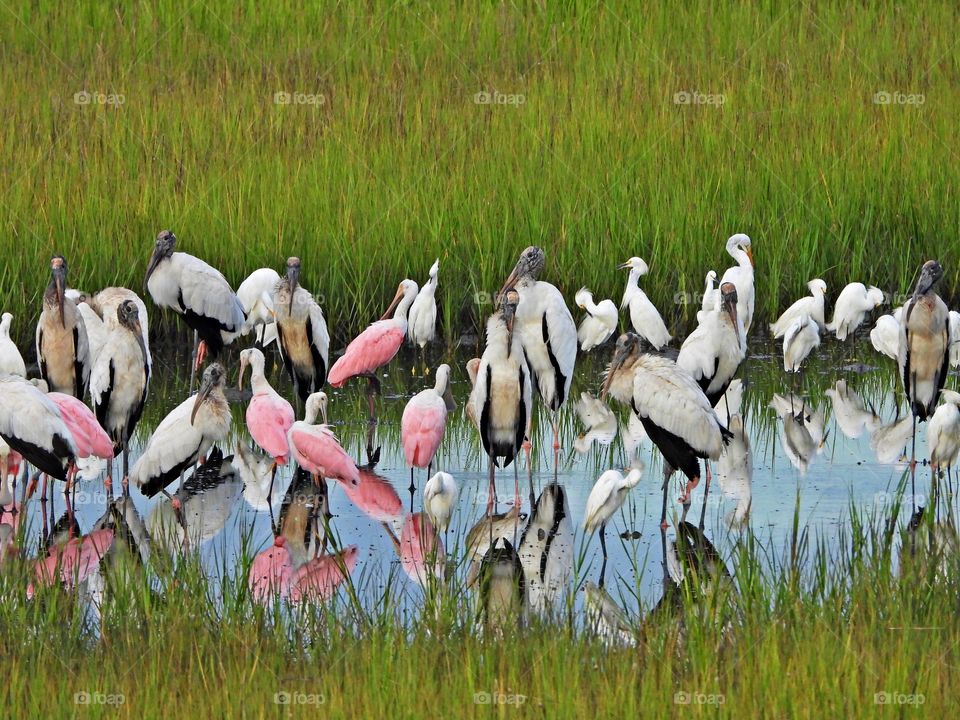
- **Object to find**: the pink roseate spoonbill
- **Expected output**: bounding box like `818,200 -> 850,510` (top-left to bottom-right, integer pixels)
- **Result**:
0,375 -> 77,499
287,545 -> 359,603
288,392 -> 360,488
620,258 -> 671,350
143,230 -> 245,385
27,528 -> 114,599
90,300 -> 150,496
0,313 -> 26,377
499,247 -> 576,462
899,260 -> 951,507
248,535 -> 295,603
401,363 -> 455,499
131,363 -> 231,499
407,258 -> 439,375
470,290 -> 531,509
328,279 -> 419,423
770,279 -> 827,337
36,255 -> 90,398
271,258 -> 330,402
236,267 -> 281,350
720,233 -> 756,333
389,512 -> 444,586
239,347 -> 295,499
341,466 -> 403,523
602,333 -> 731,531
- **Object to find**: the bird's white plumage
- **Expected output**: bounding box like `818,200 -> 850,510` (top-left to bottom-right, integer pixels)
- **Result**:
514,279 -> 576,412
621,258 -> 671,349
408,259 -> 439,348
423,471 -> 458,531
95,288 -> 152,372
770,279 -> 826,337
583,467 -> 643,532
870,313 -> 901,359
0,313 -> 26,377
720,234 -> 755,333
237,268 -> 281,335
782,314 -> 820,372
717,414 -> 752,526
714,378 -> 744,417
825,380 -> 879,439
827,282 -> 884,340
0,374 -> 77,459
575,287 -> 618,351
90,318 -> 149,445
928,390 -> 960,470
700,270 -> 719,315
677,300 -> 745,399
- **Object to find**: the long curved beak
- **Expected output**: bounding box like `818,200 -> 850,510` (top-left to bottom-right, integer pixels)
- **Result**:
505,311 -> 515,352
285,265 -> 300,313
131,319 -> 148,371
745,246 -> 755,268
144,247 -> 162,291
498,266 -> 521,302
319,398 -> 329,425
238,357 -> 248,391
617,261 -> 631,270
443,383 -> 456,413
191,375 -> 215,425
379,286 -> 404,321
601,352 -> 626,401
724,297 -> 741,348
53,268 -> 66,328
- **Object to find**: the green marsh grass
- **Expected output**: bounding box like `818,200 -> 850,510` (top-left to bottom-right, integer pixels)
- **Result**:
1,1 -> 959,345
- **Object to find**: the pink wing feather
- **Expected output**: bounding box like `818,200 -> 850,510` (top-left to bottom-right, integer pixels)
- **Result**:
287,546 -> 358,603
401,399 -> 447,468
341,468 -> 403,522
49,393 -> 115,459
290,425 -> 360,486
247,393 -> 295,463
248,536 -> 294,603
328,320 -> 405,387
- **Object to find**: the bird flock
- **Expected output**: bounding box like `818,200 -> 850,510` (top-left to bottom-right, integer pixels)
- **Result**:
0,230 -> 958,615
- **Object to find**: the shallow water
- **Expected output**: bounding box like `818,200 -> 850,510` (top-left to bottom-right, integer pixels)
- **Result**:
4,336 -> 954,618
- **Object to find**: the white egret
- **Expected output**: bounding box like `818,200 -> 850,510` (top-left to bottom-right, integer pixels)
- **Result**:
770,278 -> 826,337
575,287 -> 618,351
827,283 -> 885,340
619,257 -> 671,350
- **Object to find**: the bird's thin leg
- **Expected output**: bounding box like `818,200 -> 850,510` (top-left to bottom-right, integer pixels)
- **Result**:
699,463 -> 712,531
64,487 -> 76,537
122,445 -> 130,498
40,473 -> 48,503
513,460 -> 520,508
408,468 -> 415,513
524,439 -> 535,509
599,527 -> 608,589
910,411 -> 918,514
104,455 -> 113,502
724,393 -> 732,426
660,464 -> 673,530
487,450 -> 497,514
552,415 -> 560,480
422,348 -> 430,377
189,330 -> 199,391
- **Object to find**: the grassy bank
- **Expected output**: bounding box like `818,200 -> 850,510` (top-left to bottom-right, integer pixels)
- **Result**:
1,1 -> 959,342
1,499 -> 958,718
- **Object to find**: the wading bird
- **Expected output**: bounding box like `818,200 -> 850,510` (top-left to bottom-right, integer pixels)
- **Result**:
37,256 -> 90,398
288,392 -> 360,488
407,258 -> 439,375
720,234 -> 755,334
64,290 -> 107,369
500,247 -> 576,459
584,466 -> 643,561
677,282 -> 745,408
0,374 -> 77,484
602,333 -> 731,530
471,290 -> 531,508
870,308 -> 903,359
575,287 -> 618,351
236,267 -> 281,349
477,538 -> 526,633
928,390 -> 960,506
328,279 -> 418,423
239,348 -> 295,499
401,363 -> 454,497
699,270 -> 719,318
0,313 -> 26,377
144,230 -> 245,379
423,471 -> 458,536
783,314 -> 820,373
271,258 -> 330,401
131,363 -> 231,498
620,257 -> 671,350
770,278 -> 827,337
827,283 -> 885,340
91,300 -> 150,493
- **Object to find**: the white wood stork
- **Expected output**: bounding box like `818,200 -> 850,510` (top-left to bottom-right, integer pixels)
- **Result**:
827,282 -> 885,340
71,293 -> 108,368
584,465 -> 643,561
236,267 -> 281,349
899,261 -> 950,423
407,258 -> 439,375
94,288 -> 152,371
770,278 -> 827,337
677,282 -> 746,410
783,314 -> 820,372
144,230 -> 245,375
470,289 -> 532,507
619,257 -> 672,350
131,363 -> 231,498
36,255 -> 90,398
423,471 -> 458,535
602,333 -> 731,530
575,287 -> 618,351
0,313 -> 26,377
499,246 -> 577,457
720,233 -> 755,334
271,257 -> 330,402
90,299 -> 150,492
0,374 -> 77,481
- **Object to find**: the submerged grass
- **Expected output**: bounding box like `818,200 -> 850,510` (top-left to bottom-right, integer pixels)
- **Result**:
2,1 -> 960,343
1,497 -> 958,718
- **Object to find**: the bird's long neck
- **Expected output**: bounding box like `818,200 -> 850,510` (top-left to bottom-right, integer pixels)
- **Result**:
250,363 -> 271,395
433,370 -> 448,396
394,292 -> 416,322
622,270 -> 641,306
731,248 -> 751,269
